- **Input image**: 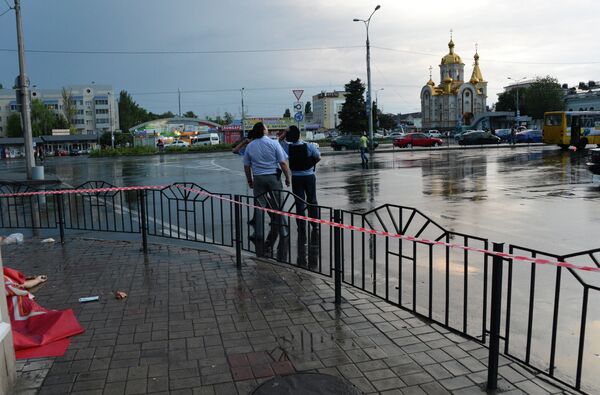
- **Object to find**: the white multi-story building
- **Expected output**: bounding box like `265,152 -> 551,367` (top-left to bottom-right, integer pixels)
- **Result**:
312,90 -> 347,130
0,84 -> 119,136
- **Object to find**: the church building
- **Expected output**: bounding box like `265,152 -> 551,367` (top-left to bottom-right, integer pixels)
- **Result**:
420,36 -> 487,130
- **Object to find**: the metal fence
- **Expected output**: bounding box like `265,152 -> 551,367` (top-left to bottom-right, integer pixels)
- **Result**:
0,180 -> 597,393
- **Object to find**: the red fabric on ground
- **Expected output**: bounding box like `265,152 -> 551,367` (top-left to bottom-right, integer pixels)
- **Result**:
16,338 -> 71,359
3,268 -> 85,359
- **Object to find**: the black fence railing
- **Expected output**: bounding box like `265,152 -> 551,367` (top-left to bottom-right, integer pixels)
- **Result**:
0,180 -> 597,393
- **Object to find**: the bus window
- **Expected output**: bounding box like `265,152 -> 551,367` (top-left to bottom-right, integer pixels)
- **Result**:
544,114 -> 562,126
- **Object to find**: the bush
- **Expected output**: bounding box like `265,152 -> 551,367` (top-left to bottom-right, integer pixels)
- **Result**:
89,146 -> 157,157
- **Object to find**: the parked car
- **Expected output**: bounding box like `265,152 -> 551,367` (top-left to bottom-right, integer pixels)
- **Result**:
330,135 -> 379,151
493,129 -> 511,142
427,130 -> 443,138
388,131 -> 405,139
393,133 -> 443,148
515,129 -> 543,143
56,149 -> 68,156
457,131 -> 501,145
166,139 -> 189,148
191,133 -> 220,146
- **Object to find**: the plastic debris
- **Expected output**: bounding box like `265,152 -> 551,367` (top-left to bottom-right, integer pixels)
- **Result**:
115,291 -> 127,300
41,238 -> 55,243
2,233 -> 24,245
78,296 -> 99,303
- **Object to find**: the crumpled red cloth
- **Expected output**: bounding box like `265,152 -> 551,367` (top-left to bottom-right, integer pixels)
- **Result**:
3,267 -> 84,359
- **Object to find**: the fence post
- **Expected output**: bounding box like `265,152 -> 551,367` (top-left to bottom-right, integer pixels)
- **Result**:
487,242 -> 504,391
138,190 -> 148,254
334,209 -> 342,305
234,195 -> 242,268
57,194 -> 65,244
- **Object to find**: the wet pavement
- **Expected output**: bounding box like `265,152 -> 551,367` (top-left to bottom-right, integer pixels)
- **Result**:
6,238 -> 571,395
0,146 -> 597,253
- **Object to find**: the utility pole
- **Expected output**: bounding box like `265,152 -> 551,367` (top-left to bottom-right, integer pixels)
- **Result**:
14,0 -> 35,179
178,88 -> 181,116
240,88 -> 245,140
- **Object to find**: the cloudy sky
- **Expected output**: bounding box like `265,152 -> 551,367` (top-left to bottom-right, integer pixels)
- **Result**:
0,0 -> 597,119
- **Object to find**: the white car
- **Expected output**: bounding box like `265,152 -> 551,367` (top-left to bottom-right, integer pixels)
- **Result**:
166,140 -> 189,148
388,131 -> 405,139
427,130 -> 442,138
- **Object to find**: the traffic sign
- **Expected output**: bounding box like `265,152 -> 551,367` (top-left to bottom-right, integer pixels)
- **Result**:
292,89 -> 304,100
293,101 -> 302,111
294,112 -> 304,122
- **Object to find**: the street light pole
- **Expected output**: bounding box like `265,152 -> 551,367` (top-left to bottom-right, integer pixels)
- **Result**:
14,0 -> 35,179
507,76 -> 527,126
354,5 -> 381,152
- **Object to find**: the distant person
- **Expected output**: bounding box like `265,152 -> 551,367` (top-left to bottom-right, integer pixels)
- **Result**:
157,139 -> 165,153
510,126 -> 517,145
243,122 -> 291,256
359,131 -> 369,166
281,126 -> 321,266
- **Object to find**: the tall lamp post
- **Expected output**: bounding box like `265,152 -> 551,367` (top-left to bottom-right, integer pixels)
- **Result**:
354,4 -> 381,152
507,76 -> 527,126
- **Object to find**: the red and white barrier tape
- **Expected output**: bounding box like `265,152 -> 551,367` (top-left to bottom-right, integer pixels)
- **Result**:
0,184 -> 598,273
177,185 -> 600,274
0,185 -> 168,198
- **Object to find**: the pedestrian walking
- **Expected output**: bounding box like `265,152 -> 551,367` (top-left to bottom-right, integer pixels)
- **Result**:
359,131 -> 369,166
281,126 -> 321,266
243,122 -> 291,256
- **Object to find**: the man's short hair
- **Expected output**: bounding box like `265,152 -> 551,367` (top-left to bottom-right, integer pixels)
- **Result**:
286,126 -> 301,143
250,122 -> 266,139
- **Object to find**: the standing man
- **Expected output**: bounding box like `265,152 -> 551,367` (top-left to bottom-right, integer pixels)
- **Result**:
243,122 -> 291,256
359,131 -> 369,166
281,126 -> 321,266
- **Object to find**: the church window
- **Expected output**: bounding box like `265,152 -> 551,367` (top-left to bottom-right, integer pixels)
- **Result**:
465,91 -> 470,97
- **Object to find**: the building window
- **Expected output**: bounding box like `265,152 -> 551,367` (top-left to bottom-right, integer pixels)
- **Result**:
95,99 -> 108,105
95,109 -> 109,114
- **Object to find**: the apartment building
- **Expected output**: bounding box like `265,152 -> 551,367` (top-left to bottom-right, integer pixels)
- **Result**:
0,84 -> 119,136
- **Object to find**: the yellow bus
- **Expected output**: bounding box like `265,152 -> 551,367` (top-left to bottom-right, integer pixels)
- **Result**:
543,111 -> 600,150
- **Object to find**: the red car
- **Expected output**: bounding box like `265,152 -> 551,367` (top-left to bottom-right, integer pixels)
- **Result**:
393,133 -> 443,148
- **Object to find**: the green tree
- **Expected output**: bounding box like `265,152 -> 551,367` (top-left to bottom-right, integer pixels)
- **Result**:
283,108 -> 291,118
30,99 -> 56,136
495,89 -> 526,115
304,101 -> 312,114
6,113 -> 22,137
183,111 -> 197,118
378,113 -> 397,130
523,76 -> 565,119
338,78 -> 367,134
54,114 -> 69,130
223,111 -> 234,124
61,88 -> 76,128
118,90 -> 152,132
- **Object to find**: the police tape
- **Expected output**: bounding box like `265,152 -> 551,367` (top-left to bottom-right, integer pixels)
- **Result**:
0,185 -> 169,198
0,184 -> 598,273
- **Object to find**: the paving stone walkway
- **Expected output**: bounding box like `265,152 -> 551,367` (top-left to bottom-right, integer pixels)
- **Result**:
3,239 -> 572,395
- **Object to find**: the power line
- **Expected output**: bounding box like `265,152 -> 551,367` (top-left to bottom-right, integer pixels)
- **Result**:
373,46 -> 600,65
0,45 -> 363,55
130,84 -> 344,96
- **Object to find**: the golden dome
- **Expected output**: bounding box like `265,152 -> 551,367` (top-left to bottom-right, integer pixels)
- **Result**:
441,39 -> 463,65
443,75 -> 453,84
427,78 -> 435,86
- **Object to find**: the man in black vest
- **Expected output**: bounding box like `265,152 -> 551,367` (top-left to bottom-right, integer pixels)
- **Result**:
282,126 -> 321,266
